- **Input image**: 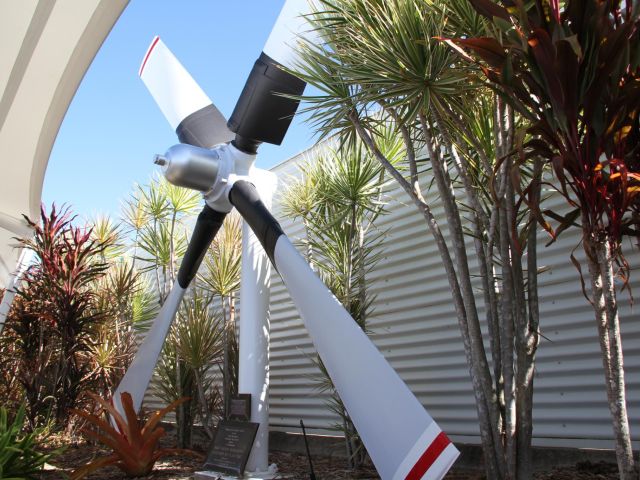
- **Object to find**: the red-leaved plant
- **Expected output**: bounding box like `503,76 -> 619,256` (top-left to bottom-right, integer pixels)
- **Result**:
70,392 -> 201,479
444,1 -> 639,477
10,205 -> 108,428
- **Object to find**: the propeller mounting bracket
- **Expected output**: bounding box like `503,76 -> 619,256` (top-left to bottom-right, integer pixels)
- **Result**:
156,142 -> 258,213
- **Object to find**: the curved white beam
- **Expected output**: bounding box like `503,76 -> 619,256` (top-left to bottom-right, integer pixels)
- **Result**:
0,212 -> 33,238
0,0 -> 128,288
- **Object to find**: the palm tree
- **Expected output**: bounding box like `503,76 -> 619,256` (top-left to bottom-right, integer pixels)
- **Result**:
162,180 -> 201,287
87,259 -> 158,398
174,290 -> 225,437
154,289 -> 225,443
289,1 -> 543,478
89,215 -> 126,263
121,187 -> 149,269
122,177 -> 204,447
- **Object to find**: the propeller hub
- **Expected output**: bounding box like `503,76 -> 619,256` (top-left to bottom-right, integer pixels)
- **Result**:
154,144 -> 221,192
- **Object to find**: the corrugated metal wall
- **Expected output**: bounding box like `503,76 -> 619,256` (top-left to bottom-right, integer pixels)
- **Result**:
267,148 -> 640,450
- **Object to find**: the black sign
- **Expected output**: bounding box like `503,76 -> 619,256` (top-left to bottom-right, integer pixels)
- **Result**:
229,394 -> 252,421
203,420 -> 259,477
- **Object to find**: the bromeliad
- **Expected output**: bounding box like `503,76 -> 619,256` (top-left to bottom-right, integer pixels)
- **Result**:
70,392 -> 201,479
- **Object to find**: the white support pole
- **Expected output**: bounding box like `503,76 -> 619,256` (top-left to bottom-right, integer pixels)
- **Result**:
238,167 -> 278,475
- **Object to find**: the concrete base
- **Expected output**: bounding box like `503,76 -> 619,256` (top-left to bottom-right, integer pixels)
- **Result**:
194,472 -> 271,480
194,464 -> 280,480
194,472 -> 233,480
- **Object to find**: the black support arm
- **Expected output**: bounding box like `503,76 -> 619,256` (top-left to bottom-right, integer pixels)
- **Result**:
177,205 -> 227,288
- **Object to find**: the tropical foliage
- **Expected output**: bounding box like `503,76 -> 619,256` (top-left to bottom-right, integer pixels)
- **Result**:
122,176 -> 231,447
290,1 -> 545,478
6,205 -> 108,428
1,204 -> 159,433
155,291 -> 225,440
0,403 -> 58,480
0,175 -> 233,455
70,392 -> 199,479
447,1 -> 639,477
87,260 -> 157,399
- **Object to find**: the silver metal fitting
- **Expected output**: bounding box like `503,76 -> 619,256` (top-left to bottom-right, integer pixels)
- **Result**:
153,154 -> 168,166
153,144 -> 221,191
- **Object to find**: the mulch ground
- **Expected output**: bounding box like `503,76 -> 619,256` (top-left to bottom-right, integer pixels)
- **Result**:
37,437 -> 622,480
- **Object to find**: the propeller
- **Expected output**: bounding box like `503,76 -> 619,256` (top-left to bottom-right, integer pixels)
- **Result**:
112,37 -> 231,416
227,181 -> 459,480
139,36 -> 233,147
116,1 -> 460,478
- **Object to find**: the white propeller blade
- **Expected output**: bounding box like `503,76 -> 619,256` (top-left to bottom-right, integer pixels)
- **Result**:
228,180 -> 459,480
263,0 -> 319,69
112,283 -> 186,416
139,36 -> 233,146
275,236 -> 459,480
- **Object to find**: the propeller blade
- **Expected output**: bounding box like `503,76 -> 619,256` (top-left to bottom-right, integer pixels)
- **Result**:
113,38 -> 235,418
263,0 -> 318,69
139,36 -> 233,148
228,180 -> 459,480
112,280 -> 186,416
228,0 -> 317,149
113,206 -> 226,416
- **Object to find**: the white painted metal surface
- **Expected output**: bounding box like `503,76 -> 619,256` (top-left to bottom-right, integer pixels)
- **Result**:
263,0 -> 318,69
273,233 -> 458,479
238,167 -> 278,474
268,148 -> 640,451
114,282 -> 187,417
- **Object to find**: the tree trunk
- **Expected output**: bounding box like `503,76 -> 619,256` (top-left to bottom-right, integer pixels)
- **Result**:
584,234 -> 636,479
351,112 -> 504,479
498,184 -> 517,480
516,158 -> 542,480
229,294 -> 238,397
194,368 -> 214,438
222,295 -> 230,419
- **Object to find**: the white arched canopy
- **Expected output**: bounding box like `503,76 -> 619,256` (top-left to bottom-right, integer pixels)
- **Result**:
0,0 -> 128,288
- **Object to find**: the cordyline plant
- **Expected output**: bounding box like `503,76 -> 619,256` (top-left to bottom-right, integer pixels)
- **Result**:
70,392 -> 200,479
10,205 -> 108,428
445,0 -> 639,477
173,291 -> 225,439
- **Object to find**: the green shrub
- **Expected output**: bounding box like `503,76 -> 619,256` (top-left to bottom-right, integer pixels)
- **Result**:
0,403 -> 56,479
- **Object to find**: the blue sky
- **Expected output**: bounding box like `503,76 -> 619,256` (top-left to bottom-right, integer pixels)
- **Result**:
43,0 -> 317,220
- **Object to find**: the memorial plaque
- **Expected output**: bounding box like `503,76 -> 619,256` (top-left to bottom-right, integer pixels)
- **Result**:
229,394 -> 251,421
203,420 -> 259,476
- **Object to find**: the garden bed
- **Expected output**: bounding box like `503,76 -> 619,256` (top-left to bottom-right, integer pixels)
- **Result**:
37,435 -> 620,480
